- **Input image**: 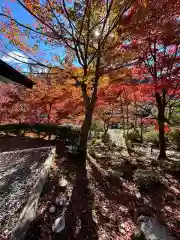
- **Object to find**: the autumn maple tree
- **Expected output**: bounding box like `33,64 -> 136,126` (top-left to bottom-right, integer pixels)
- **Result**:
24,68 -> 82,124
1,0 -> 146,159
0,83 -> 27,124
95,85 -> 118,137
0,68 -> 82,128
1,0 -> 179,160
130,40 -> 180,158
118,0 -> 180,159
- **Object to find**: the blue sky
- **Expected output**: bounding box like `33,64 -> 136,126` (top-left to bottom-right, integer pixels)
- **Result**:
0,0 -> 67,72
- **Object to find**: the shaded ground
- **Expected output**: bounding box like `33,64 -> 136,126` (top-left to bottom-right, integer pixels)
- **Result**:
26,140 -> 180,240
1,133 -> 179,239
0,135 -> 54,239
88,141 -> 180,239
0,134 -> 54,152
26,147 -> 98,240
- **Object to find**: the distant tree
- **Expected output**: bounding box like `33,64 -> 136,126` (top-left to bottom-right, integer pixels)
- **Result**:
131,38 -> 180,159
122,0 -> 180,159
0,83 -> 26,124
24,70 -> 82,124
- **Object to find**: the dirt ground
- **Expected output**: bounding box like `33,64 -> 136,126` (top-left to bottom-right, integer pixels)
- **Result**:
25,140 -> 180,240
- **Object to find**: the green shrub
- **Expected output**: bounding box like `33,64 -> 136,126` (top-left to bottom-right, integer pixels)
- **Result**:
0,124 -> 80,148
90,139 -> 97,145
168,129 -> 180,150
0,123 -> 31,135
102,132 -> 111,143
142,126 -> 149,133
56,125 -> 80,147
127,129 -> 141,143
90,122 -> 103,138
169,160 -> 180,173
133,168 -> 161,189
144,131 -> 159,144
0,123 -> 58,135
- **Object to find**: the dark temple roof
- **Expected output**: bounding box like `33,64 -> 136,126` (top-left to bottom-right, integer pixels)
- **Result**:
0,60 -> 34,88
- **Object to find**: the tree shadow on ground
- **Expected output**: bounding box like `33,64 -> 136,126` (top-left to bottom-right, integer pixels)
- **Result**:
89,156 -> 180,239
26,142 -> 98,240
112,160 -> 139,182
58,154 -> 98,240
164,164 -> 180,182
145,182 -> 180,239
22,137 -> 180,239
89,160 -> 139,216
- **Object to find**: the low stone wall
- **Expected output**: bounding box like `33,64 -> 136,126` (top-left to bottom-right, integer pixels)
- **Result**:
11,147 -> 56,240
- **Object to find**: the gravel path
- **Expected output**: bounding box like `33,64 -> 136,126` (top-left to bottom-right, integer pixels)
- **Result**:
0,137 -> 53,238
108,129 -> 126,147
108,129 -> 129,156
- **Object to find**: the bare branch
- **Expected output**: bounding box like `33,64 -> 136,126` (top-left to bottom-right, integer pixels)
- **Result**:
0,50 -> 47,67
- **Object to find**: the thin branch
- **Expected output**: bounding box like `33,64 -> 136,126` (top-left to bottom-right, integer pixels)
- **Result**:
16,0 -> 61,38
62,0 -> 76,38
61,0 -> 86,64
101,0 -> 134,46
0,13 -> 58,40
0,50 -> 39,66
100,59 -> 139,76
83,0 -> 91,67
3,44 -> 50,69
78,0 -> 90,43
15,1 -> 75,50
47,0 -> 75,41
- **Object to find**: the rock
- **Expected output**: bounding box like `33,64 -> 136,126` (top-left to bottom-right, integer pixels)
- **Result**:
137,215 -> 175,240
136,193 -> 141,199
55,198 -> 69,207
119,222 -> 126,235
95,153 -> 104,158
63,200 -> 69,206
49,205 -> 56,213
52,216 -> 65,233
4,229 -> 9,235
55,197 -> 64,206
50,135 -> 56,140
119,206 -> 128,213
59,178 -> 68,187
119,228 -> 126,234
120,223 -> 126,229
132,229 -> 146,240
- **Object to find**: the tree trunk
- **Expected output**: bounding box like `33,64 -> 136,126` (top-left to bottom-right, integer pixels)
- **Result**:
158,111 -> 166,159
78,55 -> 100,161
103,122 -> 109,137
47,103 -> 52,124
140,115 -> 143,141
156,92 -> 166,159
79,109 -> 93,161
47,103 -> 52,140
